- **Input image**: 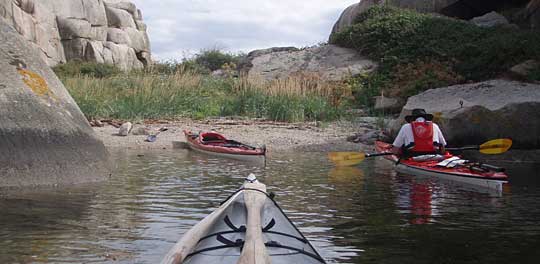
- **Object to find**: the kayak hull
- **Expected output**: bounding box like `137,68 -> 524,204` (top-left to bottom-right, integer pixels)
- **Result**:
375,141 -> 508,192
161,174 -> 326,264
184,130 -> 266,163
395,163 -> 507,191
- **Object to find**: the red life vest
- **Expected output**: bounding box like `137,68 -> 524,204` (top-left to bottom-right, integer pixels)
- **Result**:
411,121 -> 436,153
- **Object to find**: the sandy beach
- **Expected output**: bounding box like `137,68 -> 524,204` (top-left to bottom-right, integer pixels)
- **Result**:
93,117 -> 382,153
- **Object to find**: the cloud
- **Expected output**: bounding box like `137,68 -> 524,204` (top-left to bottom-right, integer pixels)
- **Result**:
131,0 -> 358,61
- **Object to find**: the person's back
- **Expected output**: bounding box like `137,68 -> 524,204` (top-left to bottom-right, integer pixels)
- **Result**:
391,109 -> 446,156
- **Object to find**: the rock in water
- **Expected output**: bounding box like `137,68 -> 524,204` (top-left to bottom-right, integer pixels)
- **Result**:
118,122 -> 132,136
388,80 -> 540,149
0,18 -> 110,187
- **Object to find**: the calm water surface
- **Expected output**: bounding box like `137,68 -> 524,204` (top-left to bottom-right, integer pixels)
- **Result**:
1,149 -> 540,264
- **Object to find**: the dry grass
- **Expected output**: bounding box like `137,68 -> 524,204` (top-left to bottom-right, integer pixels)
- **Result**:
61,69 -> 350,122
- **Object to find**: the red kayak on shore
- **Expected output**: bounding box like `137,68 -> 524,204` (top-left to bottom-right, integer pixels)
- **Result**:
184,130 -> 266,162
374,141 -> 508,192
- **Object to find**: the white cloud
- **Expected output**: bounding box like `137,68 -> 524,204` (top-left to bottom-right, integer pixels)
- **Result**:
131,0 -> 358,61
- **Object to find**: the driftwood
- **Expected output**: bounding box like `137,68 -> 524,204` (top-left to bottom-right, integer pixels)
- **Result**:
204,119 -> 318,128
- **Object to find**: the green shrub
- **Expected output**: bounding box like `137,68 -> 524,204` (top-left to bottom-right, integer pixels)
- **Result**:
331,6 -> 540,105
193,48 -> 242,72
53,61 -> 121,78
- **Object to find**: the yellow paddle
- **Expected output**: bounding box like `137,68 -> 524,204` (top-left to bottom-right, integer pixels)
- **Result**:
446,138 -> 513,154
328,152 -> 393,167
328,138 -> 512,167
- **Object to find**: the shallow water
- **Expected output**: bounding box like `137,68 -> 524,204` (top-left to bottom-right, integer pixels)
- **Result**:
1,149 -> 540,264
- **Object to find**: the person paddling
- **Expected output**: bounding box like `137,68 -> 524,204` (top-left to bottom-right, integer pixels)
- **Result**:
389,108 -> 446,157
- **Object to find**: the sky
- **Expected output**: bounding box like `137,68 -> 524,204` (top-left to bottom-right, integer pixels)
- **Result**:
130,0 -> 359,61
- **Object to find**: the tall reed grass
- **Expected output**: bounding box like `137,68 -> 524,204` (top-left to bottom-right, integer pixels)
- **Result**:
61,70 -> 351,122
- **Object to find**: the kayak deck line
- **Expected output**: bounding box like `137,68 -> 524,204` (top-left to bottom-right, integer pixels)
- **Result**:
161,174 -> 326,264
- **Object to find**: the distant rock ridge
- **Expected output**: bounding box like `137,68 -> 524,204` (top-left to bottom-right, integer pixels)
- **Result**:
241,44 -> 377,82
0,0 -> 151,70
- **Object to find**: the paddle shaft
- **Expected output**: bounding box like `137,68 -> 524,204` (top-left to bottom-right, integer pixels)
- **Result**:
365,152 -> 394,158
446,146 -> 479,151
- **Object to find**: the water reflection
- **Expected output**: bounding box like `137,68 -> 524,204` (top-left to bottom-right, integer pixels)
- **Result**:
328,167 -> 365,185
1,151 -> 540,264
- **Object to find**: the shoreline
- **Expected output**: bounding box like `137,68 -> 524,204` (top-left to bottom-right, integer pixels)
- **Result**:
93,118 -> 381,153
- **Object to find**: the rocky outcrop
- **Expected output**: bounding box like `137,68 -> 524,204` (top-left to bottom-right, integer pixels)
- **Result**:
0,0 -> 65,66
330,1 -> 383,39
470,11 -> 509,27
374,96 -> 403,113
330,0 -> 459,39
527,0 -> 540,29
330,0 -> 538,39
510,60 -> 539,79
242,44 -> 376,81
388,80 -> 540,149
0,18 -> 110,187
0,0 -> 150,70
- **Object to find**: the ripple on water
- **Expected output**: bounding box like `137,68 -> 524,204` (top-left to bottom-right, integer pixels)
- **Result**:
1,150 -> 540,263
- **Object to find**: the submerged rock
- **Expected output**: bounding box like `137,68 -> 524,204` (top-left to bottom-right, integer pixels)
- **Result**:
0,18 -> 110,187
388,80 -> 540,149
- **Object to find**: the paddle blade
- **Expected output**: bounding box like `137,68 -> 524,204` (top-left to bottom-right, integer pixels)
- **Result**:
328,152 -> 366,166
479,138 -> 512,154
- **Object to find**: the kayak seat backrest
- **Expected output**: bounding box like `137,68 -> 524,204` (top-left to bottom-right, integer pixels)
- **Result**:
201,132 -> 227,144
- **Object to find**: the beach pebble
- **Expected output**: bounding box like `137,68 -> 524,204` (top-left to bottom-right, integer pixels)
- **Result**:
132,126 -> 150,135
118,122 -> 132,136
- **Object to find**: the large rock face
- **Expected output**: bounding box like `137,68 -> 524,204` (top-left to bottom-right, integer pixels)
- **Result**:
0,0 -> 150,70
388,80 -> 540,149
0,18 -> 110,187
242,44 -> 376,81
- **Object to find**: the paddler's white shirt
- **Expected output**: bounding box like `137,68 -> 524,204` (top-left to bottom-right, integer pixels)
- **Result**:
392,117 -> 447,148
